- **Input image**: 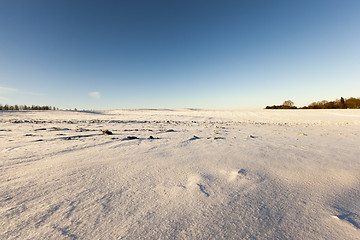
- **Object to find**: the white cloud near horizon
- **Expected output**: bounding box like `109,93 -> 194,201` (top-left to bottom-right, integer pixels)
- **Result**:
0,86 -> 18,94
0,86 -> 45,96
89,92 -> 101,99
0,96 -> 9,102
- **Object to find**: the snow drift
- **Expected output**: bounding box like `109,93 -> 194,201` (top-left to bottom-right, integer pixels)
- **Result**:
1,109 -> 360,239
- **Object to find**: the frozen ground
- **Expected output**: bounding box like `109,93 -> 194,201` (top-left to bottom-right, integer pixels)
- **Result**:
1,109 -> 360,239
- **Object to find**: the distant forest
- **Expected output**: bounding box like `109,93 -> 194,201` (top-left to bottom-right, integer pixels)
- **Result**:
0,104 -> 58,111
266,97 -> 360,109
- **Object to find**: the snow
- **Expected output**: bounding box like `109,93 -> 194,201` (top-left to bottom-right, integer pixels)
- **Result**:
1,109 -> 360,239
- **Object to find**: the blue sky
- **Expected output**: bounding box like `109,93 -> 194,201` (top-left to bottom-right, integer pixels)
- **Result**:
1,0 -> 359,109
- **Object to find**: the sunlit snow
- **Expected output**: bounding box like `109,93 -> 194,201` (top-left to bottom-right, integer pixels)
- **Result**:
1,109 -> 360,239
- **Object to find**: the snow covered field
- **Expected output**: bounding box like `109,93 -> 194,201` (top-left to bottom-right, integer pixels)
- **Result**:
1,109 -> 360,239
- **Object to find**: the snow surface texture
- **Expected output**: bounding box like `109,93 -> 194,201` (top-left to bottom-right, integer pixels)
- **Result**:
1,109 -> 360,239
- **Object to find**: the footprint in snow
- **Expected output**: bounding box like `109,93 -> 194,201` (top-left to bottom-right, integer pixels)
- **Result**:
221,168 -> 253,182
183,175 -> 211,197
197,184 -> 210,197
238,169 -> 247,176
332,207 -> 360,229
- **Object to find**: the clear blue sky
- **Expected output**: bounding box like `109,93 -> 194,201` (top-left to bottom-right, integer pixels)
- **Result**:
1,0 -> 359,109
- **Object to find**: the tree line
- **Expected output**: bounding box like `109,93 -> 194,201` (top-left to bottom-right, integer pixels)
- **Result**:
0,104 -> 59,111
265,97 -> 360,109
